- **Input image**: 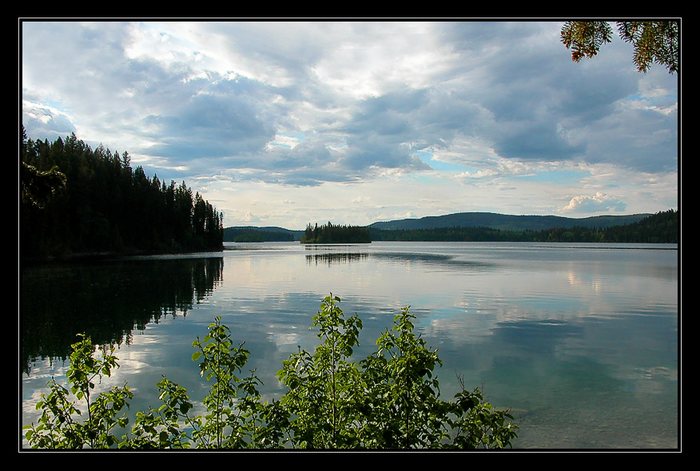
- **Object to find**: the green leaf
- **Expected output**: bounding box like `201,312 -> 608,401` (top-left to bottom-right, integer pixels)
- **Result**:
21,300 -> 518,450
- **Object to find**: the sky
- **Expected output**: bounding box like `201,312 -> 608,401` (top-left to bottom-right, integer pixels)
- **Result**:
21,21 -> 678,229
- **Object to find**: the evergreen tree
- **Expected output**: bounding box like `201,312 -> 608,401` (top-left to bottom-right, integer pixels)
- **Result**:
300,222 -> 371,244
20,131 -> 224,259
561,20 -> 679,73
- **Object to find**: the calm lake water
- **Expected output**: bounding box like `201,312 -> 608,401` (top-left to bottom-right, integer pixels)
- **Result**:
21,242 -> 678,449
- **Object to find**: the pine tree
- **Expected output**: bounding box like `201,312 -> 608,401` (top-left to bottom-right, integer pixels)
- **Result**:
20,131 -> 224,258
561,20 -> 679,73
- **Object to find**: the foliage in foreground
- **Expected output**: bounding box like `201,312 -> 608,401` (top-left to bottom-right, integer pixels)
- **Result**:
561,20 -> 679,74
25,295 -> 517,450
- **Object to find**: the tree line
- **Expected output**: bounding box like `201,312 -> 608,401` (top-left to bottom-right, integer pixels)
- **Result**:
371,210 -> 678,243
223,227 -> 294,242
302,222 -> 371,244
21,129 -> 223,259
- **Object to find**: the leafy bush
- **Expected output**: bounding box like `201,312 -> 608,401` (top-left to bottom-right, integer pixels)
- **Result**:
25,295 -> 517,449
24,335 -> 133,449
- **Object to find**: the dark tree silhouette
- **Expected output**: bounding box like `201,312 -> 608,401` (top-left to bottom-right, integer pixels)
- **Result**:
21,131 -> 224,259
300,221 -> 371,244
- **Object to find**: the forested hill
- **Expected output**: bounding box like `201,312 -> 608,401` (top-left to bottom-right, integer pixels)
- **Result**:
369,212 -> 650,232
223,210 -> 676,244
371,210 -> 678,243
21,131 -> 223,260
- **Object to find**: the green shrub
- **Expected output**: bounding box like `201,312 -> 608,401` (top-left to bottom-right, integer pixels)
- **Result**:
25,294 -> 517,449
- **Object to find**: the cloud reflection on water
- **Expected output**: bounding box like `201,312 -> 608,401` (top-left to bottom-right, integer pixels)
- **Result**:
22,242 -> 677,448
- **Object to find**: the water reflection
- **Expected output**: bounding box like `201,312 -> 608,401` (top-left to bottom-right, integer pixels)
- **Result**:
306,253 -> 369,265
20,257 -> 223,373
21,242 -> 677,448
302,249 -> 495,270
420,294 -> 677,448
369,251 -> 491,269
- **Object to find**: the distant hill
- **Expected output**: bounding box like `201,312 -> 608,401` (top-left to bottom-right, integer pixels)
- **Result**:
224,211 -> 671,243
593,209 -> 677,243
223,226 -> 303,242
369,212 -> 651,232
372,210 -> 677,243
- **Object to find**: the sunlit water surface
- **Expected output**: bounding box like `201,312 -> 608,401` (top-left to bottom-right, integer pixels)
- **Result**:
21,242 -> 678,448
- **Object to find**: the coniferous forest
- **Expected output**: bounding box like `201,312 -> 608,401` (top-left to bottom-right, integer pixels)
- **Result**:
370,210 -> 678,243
21,129 -> 223,260
301,222 -> 371,244
223,227 -> 294,242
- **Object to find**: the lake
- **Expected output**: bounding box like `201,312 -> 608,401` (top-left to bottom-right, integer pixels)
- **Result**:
20,241 -> 678,449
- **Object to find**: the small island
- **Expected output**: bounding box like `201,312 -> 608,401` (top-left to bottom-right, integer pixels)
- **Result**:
301,222 -> 371,244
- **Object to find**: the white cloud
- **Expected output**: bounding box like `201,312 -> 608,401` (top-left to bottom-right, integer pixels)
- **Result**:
266,134 -> 302,150
561,192 -> 627,213
22,99 -> 76,139
21,21 -> 678,226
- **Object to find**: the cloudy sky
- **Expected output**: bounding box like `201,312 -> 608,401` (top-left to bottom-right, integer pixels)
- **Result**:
21,21 -> 678,228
